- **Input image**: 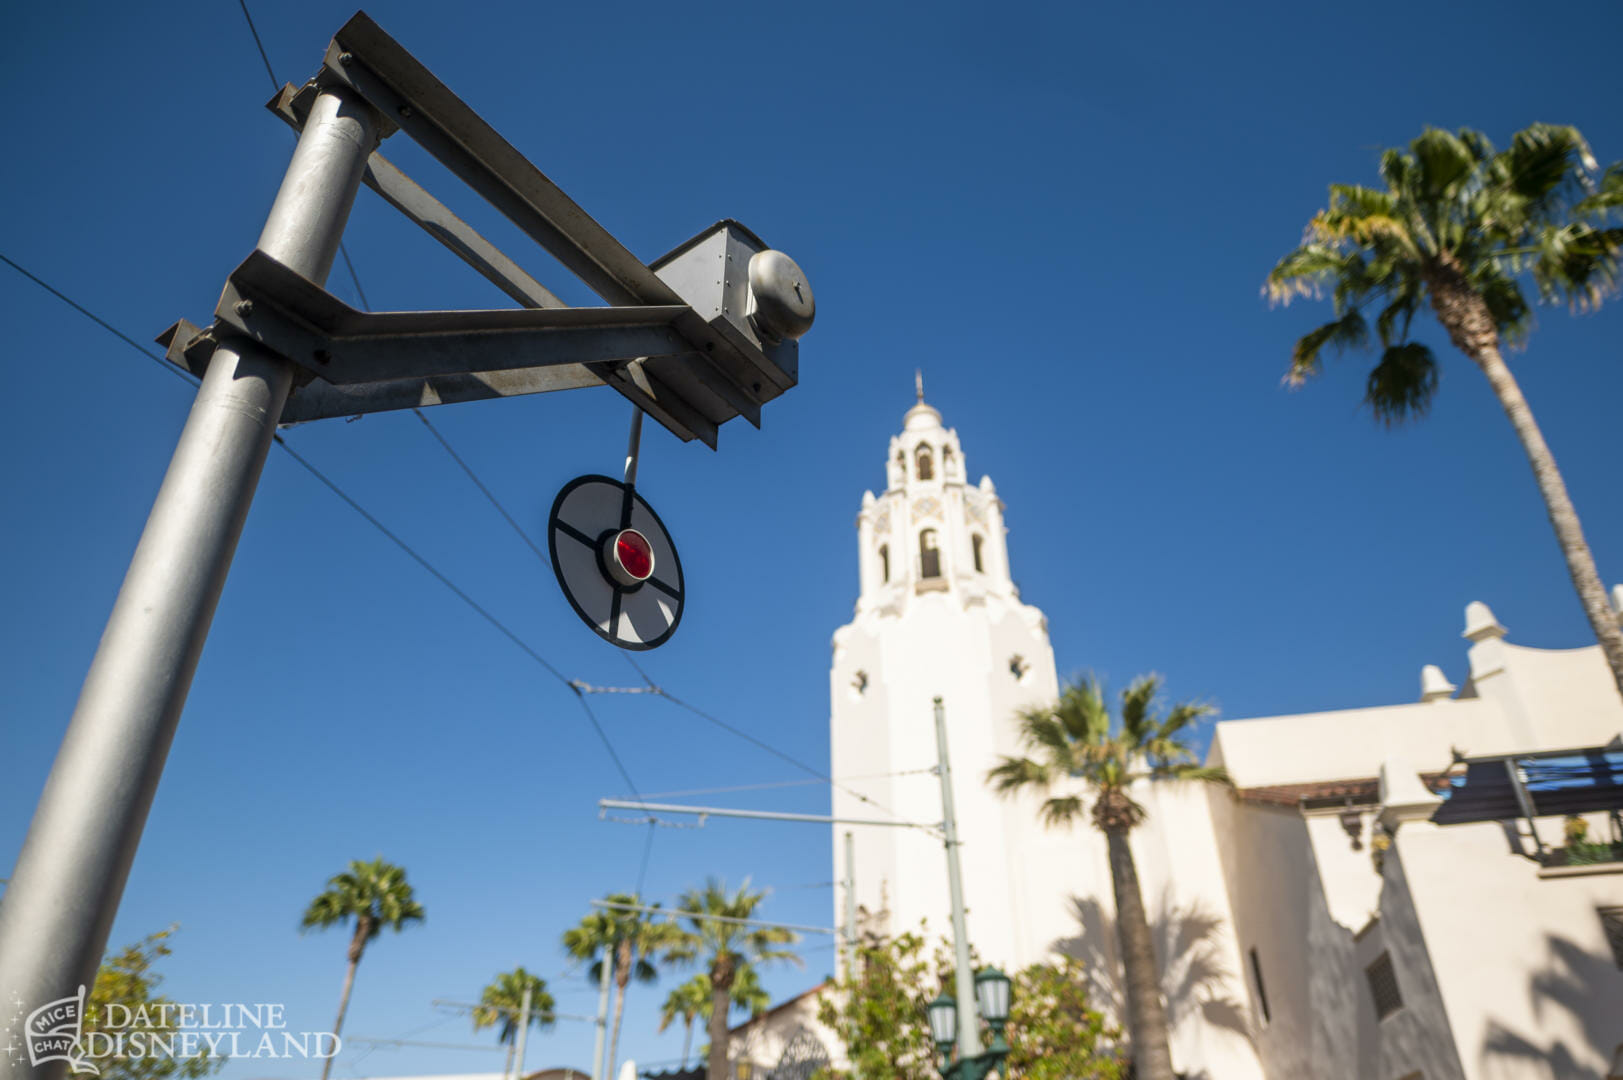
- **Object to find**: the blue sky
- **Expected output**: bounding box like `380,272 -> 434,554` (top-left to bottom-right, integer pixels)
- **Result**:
3,0 -> 1622,1075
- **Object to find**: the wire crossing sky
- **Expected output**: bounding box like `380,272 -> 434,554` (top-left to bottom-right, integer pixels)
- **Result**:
3,0 -> 1622,1075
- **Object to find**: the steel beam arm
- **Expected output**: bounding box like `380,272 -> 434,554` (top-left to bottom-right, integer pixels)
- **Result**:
212,250 -> 689,385
321,13 -> 686,310
364,151 -> 567,310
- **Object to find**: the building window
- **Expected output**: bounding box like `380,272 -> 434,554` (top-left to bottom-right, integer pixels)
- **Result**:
851,670 -> 868,696
878,544 -> 889,583
1009,655 -> 1029,680
972,533 -> 985,573
1601,907 -> 1623,969
915,444 -> 934,482
919,529 -> 941,579
896,450 -> 907,482
1249,947 -> 1271,1026
942,444 -> 956,478
1366,951 -> 1403,1020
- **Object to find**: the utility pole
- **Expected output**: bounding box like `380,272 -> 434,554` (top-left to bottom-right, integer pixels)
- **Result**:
934,696 -> 983,1063
843,829 -> 858,977
0,14 -> 815,1078
512,982 -> 534,1080
592,941 -> 613,1080
0,85 -> 376,1080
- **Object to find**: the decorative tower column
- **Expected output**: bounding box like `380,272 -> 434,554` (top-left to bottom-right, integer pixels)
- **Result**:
829,380 -> 1061,969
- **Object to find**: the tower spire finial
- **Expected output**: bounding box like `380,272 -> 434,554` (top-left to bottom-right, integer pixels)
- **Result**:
915,369 -> 924,403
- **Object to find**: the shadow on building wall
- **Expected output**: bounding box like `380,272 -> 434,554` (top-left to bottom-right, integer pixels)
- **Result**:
1051,890 -> 1252,1046
1482,933 -> 1622,1080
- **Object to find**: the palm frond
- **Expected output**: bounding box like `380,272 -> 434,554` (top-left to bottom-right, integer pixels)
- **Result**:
1576,164 -> 1623,215
1501,124 -> 1597,209
1158,701 -> 1215,741
1363,342 -> 1439,425
1015,708 -> 1076,760
1286,309 -> 1368,385
1528,220 -> 1621,311
1264,243 -> 1346,305
1411,127 -> 1483,198
1039,795 -> 1086,828
1471,265 -> 1532,344
1118,676 -> 1160,746
1373,287 -> 1421,348
1165,764 -> 1232,786
1055,677 -> 1110,745
986,755 -> 1053,797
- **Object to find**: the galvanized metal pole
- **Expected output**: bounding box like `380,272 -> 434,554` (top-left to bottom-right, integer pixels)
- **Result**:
842,830 -> 857,976
933,696 -> 983,1062
623,408 -> 643,486
0,85 -> 378,1080
512,982 -> 534,1080
592,941 -> 613,1080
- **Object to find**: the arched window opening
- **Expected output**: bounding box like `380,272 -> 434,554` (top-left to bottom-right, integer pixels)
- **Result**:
919,529 -> 941,579
896,450 -> 907,482
878,544 -> 890,583
915,443 -> 934,482
942,444 -> 957,477
972,533 -> 985,573
1009,654 -> 1029,680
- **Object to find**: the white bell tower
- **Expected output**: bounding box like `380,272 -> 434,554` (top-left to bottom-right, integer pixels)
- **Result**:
830,378 -> 1060,969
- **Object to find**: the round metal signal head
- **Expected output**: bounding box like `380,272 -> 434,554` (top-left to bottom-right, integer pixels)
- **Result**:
747,249 -> 815,342
548,476 -> 684,650
604,528 -> 655,586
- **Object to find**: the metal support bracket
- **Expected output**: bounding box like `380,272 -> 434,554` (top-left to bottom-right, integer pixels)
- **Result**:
173,9 -> 812,447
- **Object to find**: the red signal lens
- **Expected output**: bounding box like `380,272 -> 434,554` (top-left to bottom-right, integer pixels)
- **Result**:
614,530 -> 654,580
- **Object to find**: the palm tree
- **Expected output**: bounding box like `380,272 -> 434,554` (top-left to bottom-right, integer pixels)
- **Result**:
659,975 -> 710,1070
674,879 -> 800,1080
299,857 -> 426,1080
562,894 -> 687,1080
658,970 -> 772,1070
987,676 -> 1226,1080
472,966 -> 556,1079
1266,124 -> 1623,700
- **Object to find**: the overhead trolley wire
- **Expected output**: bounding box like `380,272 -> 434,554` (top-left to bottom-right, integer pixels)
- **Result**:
236,0 -> 895,863
0,254 -> 197,389
236,0 -> 373,316
411,408 -> 550,565
231,0 -> 661,895
0,253 -> 657,832
249,0 -> 887,839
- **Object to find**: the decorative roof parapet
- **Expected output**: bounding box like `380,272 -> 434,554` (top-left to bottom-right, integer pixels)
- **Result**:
1420,664 -> 1457,702
1378,755 -> 1444,830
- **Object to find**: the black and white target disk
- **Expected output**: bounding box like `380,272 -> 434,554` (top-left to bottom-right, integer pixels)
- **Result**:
548,475 -> 684,650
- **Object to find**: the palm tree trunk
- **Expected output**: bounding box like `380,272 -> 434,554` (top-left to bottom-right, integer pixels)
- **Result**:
503,1036 -> 517,1080
682,1017 -> 694,1069
321,924 -> 368,1080
707,959 -> 734,1080
1105,826 -> 1175,1080
608,974 -> 628,1080
1429,271 -> 1623,701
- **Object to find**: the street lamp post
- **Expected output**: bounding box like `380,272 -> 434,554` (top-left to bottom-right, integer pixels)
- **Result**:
927,967 -> 1013,1080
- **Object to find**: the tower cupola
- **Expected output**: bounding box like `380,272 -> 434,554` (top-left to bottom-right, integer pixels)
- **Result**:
855,376 -> 1016,612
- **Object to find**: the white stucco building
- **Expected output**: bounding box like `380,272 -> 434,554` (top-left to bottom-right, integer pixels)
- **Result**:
807,389 -> 1623,1079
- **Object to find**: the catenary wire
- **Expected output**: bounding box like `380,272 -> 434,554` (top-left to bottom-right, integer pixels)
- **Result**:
230,0 -> 659,894
0,254 -> 197,389
236,0 -> 892,834
235,0 -> 377,318
240,0 -> 901,876
0,252 -> 667,825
